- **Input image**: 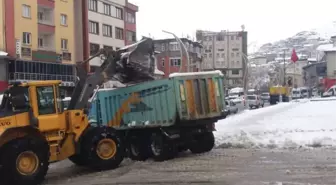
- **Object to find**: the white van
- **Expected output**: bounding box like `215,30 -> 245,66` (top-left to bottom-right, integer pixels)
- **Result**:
291,88 -> 302,99
300,87 -> 309,98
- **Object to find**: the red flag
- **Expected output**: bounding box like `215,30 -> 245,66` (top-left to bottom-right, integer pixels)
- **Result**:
291,48 -> 298,63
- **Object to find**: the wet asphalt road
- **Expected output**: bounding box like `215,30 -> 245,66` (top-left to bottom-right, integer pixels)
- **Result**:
44,148 -> 336,185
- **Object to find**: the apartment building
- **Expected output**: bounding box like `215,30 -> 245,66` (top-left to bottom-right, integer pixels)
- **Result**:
88,0 -> 138,71
154,38 -> 203,77
0,0 -> 88,93
196,30 -> 248,88
124,0 -> 138,45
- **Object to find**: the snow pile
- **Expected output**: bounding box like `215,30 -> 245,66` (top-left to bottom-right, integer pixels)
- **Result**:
214,100 -> 336,149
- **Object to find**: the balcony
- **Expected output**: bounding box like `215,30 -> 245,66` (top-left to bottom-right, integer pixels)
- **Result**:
38,6 -> 54,26
38,33 -> 55,52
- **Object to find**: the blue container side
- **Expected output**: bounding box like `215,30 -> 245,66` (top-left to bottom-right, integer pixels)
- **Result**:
92,79 -> 177,129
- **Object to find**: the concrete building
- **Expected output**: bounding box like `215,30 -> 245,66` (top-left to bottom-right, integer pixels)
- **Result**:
153,38 -> 203,77
286,60 -> 308,87
196,30 -> 248,88
303,62 -> 327,88
0,0 -> 88,92
250,56 -> 267,65
88,0 -> 138,71
124,1 -> 138,46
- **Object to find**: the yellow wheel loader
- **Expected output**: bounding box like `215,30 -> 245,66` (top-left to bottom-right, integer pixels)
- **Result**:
0,38 -> 156,185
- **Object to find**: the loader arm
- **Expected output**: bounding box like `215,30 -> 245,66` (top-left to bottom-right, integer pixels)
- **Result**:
67,38 -> 156,110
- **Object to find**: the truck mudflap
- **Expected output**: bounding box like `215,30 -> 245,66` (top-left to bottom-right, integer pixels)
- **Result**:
158,122 -> 216,141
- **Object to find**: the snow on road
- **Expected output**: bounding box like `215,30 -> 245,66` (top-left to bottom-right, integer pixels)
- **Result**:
214,99 -> 336,149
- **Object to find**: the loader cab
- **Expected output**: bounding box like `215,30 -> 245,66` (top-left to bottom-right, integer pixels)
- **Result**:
0,83 -> 30,115
1,81 -> 67,131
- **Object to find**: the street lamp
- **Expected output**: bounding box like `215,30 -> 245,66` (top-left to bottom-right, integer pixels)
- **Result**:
162,30 -> 190,72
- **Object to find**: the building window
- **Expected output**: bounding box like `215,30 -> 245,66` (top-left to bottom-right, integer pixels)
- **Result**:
126,12 -> 135,23
216,53 -> 219,57
115,7 -> 123,19
236,53 -> 240,57
60,14 -> 67,26
126,31 -> 136,42
115,27 -> 124,40
209,53 -> 212,58
90,43 -> 100,56
170,58 -> 181,66
111,6 -> 123,19
204,53 -> 207,58
103,3 -> 111,15
231,53 -> 234,57
89,21 -> 99,34
169,42 -> 179,51
221,53 -> 225,58
22,5 -> 31,18
61,39 -> 68,50
38,12 -> 44,21
88,0 -> 97,11
22,32 -> 31,45
103,24 -> 112,37
161,58 -> 165,67
103,45 -> 113,50
232,69 -> 239,75
38,37 -> 43,48
161,44 -> 165,51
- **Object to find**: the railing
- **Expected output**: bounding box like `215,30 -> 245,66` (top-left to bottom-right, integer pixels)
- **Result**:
9,72 -> 76,83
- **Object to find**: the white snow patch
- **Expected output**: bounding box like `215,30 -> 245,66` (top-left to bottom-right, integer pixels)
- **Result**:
169,70 -> 223,78
0,51 -> 8,56
215,100 -> 336,149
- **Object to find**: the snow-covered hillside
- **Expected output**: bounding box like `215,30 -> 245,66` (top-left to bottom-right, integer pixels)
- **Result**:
253,30 -> 332,59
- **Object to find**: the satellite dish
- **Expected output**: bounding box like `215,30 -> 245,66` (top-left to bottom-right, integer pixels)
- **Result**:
241,25 -> 245,31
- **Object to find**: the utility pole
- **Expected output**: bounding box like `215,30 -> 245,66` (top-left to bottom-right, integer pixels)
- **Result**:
283,49 -> 286,86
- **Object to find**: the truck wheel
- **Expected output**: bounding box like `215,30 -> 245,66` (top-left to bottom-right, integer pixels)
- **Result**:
189,132 -> 215,154
0,137 -> 49,185
150,133 -> 176,162
82,127 -> 125,171
128,137 -> 150,161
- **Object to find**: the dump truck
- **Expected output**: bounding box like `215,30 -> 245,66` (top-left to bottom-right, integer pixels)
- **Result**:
87,71 -> 226,162
0,38 -> 158,185
269,85 -> 291,105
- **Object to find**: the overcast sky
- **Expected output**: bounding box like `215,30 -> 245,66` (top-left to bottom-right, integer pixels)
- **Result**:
129,0 -> 336,51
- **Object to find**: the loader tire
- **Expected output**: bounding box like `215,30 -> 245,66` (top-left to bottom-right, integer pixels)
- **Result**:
150,133 -> 177,162
0,137 -> 49,185
68,154 -> 87,166
82,127 -> 125,171
189,132 -> 215,154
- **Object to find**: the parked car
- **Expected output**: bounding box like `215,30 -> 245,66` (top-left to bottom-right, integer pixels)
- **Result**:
246,95 -> 264,109
260,92 -> 270,101
225,100 -> 238,114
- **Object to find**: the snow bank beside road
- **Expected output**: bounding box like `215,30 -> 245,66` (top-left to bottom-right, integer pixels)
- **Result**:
214,100 -> 336,149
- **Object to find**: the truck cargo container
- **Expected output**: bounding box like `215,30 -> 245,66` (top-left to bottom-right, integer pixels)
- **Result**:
88,70 -> 226,161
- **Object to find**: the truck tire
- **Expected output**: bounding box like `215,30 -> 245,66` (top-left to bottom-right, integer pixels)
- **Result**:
128,137 -> 150,161
150,133 -> 177,162
189,132 -> 215,154
0,137 -> 49,185
81,127 -> 125,171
